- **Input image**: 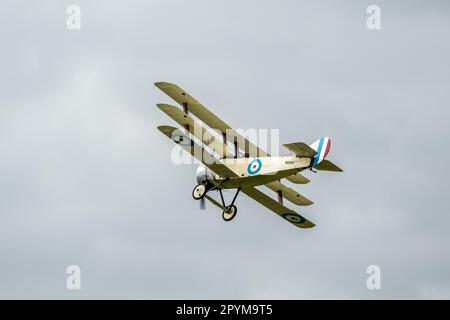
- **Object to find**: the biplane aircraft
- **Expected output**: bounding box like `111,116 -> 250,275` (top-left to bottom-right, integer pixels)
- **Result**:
155,82 -> 342,229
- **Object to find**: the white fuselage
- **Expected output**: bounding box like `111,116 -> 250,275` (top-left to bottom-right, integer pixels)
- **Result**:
196,156 -> 311,189
220,156 -> 310,179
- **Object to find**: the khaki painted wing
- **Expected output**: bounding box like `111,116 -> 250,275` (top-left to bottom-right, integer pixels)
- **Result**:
157,125 -> 236,178
212,169 -> 298,189
155,82 -> 230,133
157,103 -> 231,158
242,187 -> 315,229
265,181 -> 313,206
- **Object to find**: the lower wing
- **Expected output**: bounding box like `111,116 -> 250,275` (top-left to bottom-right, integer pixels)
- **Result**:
241,187 -> 315,229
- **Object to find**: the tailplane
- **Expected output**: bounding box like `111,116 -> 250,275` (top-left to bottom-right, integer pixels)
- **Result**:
284,137 -> 343,172
315,159 -> 343,172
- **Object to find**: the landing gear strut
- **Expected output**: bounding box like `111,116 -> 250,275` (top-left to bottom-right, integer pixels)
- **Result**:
219,188 -> 241,222
192,184 -> 242,222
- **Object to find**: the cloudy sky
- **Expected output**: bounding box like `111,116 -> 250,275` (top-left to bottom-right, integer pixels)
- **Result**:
1,0 -> 450,299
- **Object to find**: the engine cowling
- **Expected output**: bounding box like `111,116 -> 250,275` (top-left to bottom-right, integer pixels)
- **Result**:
195,165 -> 214,184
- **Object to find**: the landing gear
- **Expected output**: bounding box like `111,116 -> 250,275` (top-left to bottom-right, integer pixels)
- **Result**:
192,184 -> 207,200
219,188 -> 241,222
192,184 -> 241,223
222,205 -> 237,221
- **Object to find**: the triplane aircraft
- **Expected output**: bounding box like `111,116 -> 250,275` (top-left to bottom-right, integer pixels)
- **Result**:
155,82 -> 342,229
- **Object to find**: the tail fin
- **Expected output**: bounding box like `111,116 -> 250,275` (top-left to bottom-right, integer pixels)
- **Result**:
284,137 -> 342,172
309,137 -> 332,167
309,137 -> 343,172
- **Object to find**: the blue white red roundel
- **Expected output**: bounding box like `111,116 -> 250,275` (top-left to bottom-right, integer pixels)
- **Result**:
247,159 -> 262,175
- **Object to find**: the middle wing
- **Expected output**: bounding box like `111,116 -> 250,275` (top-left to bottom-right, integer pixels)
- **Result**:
242,187 -> 315,229
157,103 -> 231,158
158,125 -> 299,186
157,125 -> 236,178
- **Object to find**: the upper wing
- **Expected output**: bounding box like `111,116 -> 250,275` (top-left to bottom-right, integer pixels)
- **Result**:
155,82 -> 231,134
155,82 -> 268,157
242,187 -> 315,229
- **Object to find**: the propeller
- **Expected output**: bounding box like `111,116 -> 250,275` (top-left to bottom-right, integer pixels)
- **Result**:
200,197 -> 206,210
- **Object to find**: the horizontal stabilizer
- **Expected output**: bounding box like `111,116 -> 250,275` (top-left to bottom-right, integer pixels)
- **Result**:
315,159 -> 343,172
286,173 -> 310,184
283,142 -> 317,158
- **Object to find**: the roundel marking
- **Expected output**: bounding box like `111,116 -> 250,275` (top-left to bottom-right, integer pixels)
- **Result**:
282,213 -> 306,224
247,159 -> 262,175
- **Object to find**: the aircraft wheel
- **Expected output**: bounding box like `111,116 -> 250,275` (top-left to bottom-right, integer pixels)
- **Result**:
222,205 -> 237,222
192,184 -> 207,200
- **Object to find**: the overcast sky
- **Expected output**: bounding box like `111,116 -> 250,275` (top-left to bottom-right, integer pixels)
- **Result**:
1,0 -> 450,299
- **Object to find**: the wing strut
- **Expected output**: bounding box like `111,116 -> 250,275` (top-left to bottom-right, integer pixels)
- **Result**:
277,189 -> 283,205
230,187 -> 241,207
182,102 -> 189,131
